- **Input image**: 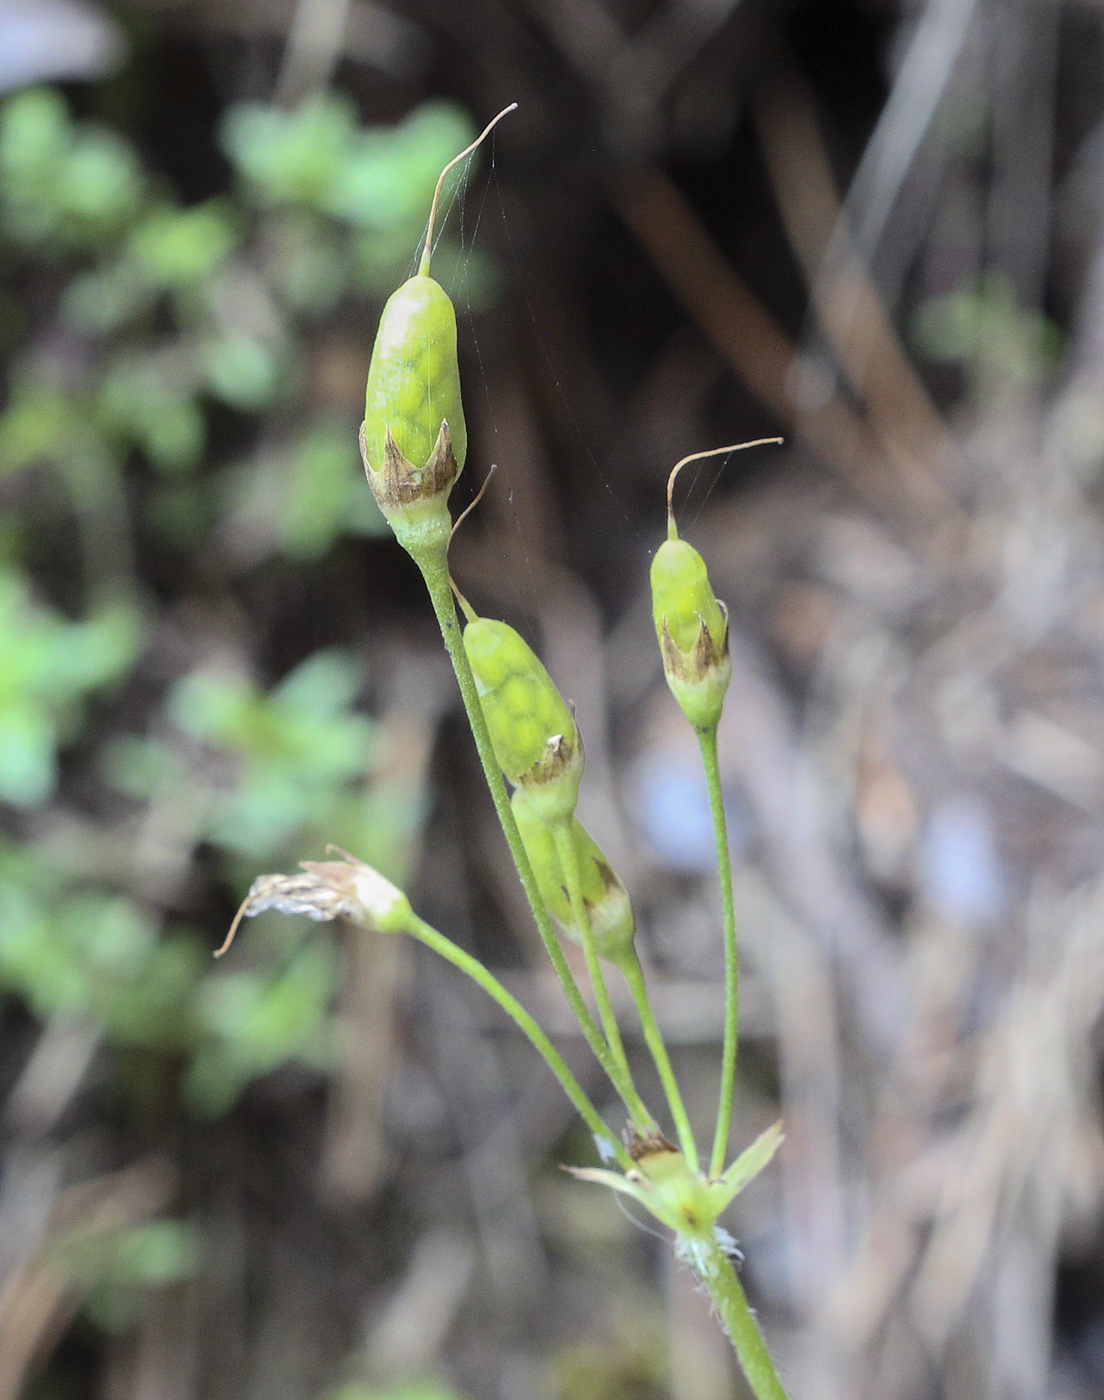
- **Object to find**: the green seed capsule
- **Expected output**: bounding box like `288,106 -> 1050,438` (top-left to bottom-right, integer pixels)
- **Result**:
650,537 -> 731,731
359,273 -> 465,562
363,273 -> 467,478
358,102 -> 519,565
651,539 -> 724,654
512,790 -> 635,969
463,617 -> 582,821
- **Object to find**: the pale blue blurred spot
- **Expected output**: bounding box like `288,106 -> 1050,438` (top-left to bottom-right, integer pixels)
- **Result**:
921,796 -> 1004,924
630,749 -> 750,875
0,1 -> 124,91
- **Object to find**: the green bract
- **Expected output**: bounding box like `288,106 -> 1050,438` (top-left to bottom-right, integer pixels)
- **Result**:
569,1122 -> 783,1237
511,790 -> 635,968
650,538 -> 731,731
463,617 -> 582,821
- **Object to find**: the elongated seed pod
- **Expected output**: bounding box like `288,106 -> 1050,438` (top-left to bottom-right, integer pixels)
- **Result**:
463,616 -> 582,821
651,536 -> 731,732
359,268 -> 466,564
359,104 -> 515,563
650,440 -> 780,730
651,538 -> 726,655
511,790 -> 635,969
362,273 -> 467,479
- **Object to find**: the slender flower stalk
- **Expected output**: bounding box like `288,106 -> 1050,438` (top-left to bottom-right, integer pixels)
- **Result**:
233,102 -> 794,1398
550,817 -> 652,1126
619,951 -> 698,1169
218,856 -> 633,1170
651,440 -> 781,1179
406,912 -> 633,1169
416,541 -> 648,1122
700,721 -> 739,1178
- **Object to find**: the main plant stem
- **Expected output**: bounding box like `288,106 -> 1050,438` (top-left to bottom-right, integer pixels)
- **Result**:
688,1231 -> 790,1400
416,545 -> 647,1122
699,722 -> 739,1178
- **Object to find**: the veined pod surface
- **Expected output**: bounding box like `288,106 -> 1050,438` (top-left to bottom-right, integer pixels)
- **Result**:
651,537 -> 731,731
511,790 -> 635,969
359,273 -> 466,561
359,104 -> 515,563
463,617 -> 582,821
363,273 -> 467,480
651,539 -> 725,654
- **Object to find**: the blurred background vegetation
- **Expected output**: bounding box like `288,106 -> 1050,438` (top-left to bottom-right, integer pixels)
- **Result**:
2,1 -> 1104,1398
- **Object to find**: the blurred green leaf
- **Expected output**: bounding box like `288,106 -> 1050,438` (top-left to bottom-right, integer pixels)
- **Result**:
220,93 -> 360,207
161,650 -> 374,858
0,88 -> 71,179
96,354 -> 205,472
221,419 -> 386,561
203,330 -> 281,410
912,273 -> 1063,386
60,1219 -> 200,1332
265,211 -> 349,313
0,385 -> 84,476
128,200 -> 239,291
0,869 -> 193,1043
0,89 -> 144,246
62,264 -> 155,334
0,577 -> 142,807
186,939 -> 338,1113
323,102 -> 475,231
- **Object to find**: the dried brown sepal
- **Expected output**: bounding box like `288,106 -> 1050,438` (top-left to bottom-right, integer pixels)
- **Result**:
624,1124 -> 678,1162
659,601 -> 730,685
657,599 -> 732,731
359,418 -> 459,512
517,726 -> 584,799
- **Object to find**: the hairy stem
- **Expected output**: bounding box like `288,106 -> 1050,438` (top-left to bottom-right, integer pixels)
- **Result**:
687,1231 -> 790,1400
415,544 -> 643,1116
620,951 -> 698,1167
407,914 -> 633,1170
699,722 -> 739,1178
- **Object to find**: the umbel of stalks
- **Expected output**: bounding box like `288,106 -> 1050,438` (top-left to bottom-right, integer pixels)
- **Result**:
511,788 -> 635,971
463,615 -> 583,823
360,104 -> 516,564
651,441 -> 780,731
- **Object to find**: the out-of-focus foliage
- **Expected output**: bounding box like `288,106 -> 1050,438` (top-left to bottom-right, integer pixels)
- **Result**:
0,81 -> 463,1339
0,87 -> 476,547
0,848 -> 200,1042
0,579 -> 137,805
58,1218 -> 201,1330
325,1386 -> 465,1400
912,272 -> 1063,392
